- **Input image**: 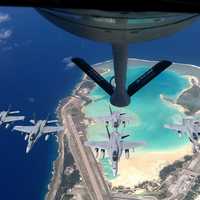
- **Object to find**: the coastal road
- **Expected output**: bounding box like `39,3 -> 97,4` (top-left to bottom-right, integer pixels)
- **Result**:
166,154 -> 200,200
112,193 -> 158,200
189,154 -> 200,173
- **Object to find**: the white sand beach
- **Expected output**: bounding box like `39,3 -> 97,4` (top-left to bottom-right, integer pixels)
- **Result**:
111,145 -> 192,187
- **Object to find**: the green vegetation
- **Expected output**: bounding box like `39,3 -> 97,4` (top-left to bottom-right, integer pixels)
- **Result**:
184,176 -> 200,200
153,184 -> 170,200
177,84 -> 200,115
159,155 -> 192,181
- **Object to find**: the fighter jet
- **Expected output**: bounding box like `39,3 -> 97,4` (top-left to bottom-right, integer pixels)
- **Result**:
164,117 -> 200,153
95,105 -> 133,129
12,118 -> 64,153
0,108 -> 25,128
85,125 -> 145,176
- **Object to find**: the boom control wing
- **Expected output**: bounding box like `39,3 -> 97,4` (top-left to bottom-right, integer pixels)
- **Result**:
127,60 -> 172,96
72,57 -> 172,107
72,58 -> 114,95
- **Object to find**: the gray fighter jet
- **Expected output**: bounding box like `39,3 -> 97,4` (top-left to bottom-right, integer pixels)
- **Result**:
85,125 -> 145,176
0,108 -> 25,128
164,117 -> 200,153
95,105 -> 133,129
13,118 -> 63,153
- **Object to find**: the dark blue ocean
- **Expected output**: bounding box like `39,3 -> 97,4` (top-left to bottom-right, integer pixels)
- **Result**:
0,7 -> 199,200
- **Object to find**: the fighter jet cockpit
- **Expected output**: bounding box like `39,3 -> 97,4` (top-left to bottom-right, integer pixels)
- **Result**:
113,121 -> 118,129
192,132 -> 198,141
30,134 -> 36,141
1,1 -> 200,200
112,150 -> 119,162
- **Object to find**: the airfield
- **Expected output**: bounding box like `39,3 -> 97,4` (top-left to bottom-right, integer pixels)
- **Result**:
45,58 -> 200,200
58,78 -> 153,200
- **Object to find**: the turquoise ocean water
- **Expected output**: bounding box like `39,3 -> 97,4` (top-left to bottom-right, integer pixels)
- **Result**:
84,65 -> 191,179
85,65 -> 190,151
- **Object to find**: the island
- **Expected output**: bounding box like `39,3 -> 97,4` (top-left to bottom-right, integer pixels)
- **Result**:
45,58 -> 200,200
161,76 -> 200,116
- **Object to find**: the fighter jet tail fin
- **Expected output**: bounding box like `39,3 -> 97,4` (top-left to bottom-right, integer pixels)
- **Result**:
71,58 -> 114,95
127,60 -> 172,97
109,105 -> 113,115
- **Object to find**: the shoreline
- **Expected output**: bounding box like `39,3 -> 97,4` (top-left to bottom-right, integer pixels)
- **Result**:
44,72 -> 85,200
111,144 -> 192,188
160,74 -> 200,116
44,100 -> 67,200
159,75 -> 197,114
44,72 -> 95,200
45,58 -> 200,198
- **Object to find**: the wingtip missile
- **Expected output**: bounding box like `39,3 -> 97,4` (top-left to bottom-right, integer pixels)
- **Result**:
9,110 -> 20,114
47,120 -> 58,124
164,124 -> 170,129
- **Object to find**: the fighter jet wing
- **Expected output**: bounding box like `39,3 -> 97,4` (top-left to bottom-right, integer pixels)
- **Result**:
120,115 -> 134,123
164,124 -> 186,135
85,141 -> 109,150
4,116 -> 25,123
13,126 -> 34,134
95,116 -> 112,123
122,141 -> 146,149
42,126 -> 64,134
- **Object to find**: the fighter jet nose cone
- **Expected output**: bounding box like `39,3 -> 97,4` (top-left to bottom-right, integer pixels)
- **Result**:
113,169 -> 117,177
110,91 -> 130,107
26,148 -> 30,154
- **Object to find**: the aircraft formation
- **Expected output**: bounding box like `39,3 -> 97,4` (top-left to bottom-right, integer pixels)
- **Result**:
85,105 -> 145,176
2,103 -> 200,177
85,106 -> 200,176
0,107 -> 63,154
2,104 -> 199,177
